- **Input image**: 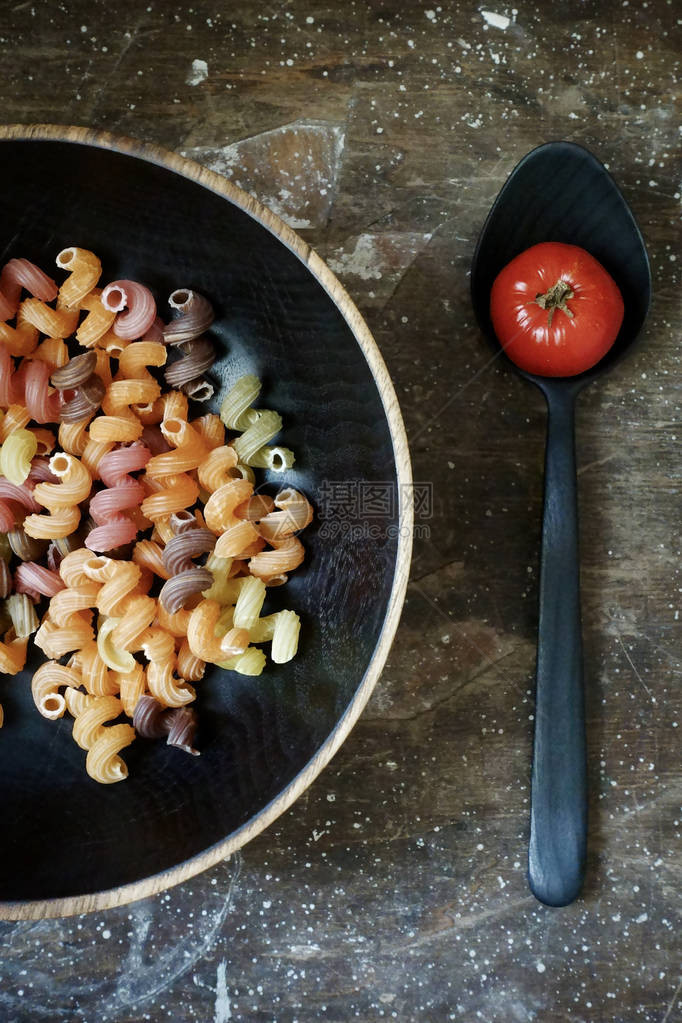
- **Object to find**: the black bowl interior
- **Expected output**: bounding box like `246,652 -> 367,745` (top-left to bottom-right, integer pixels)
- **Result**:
0,137 -> 403,906
471,141 -> 651,388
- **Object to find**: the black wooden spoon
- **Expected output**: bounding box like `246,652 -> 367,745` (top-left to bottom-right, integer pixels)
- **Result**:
470,141 -> 651,906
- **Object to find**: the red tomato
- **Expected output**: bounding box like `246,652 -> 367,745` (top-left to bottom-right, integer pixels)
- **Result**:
490,242 -> 624,377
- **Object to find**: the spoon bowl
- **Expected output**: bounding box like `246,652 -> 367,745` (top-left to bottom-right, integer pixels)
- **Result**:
472,140 -> 651,391
471,141 -> 651,906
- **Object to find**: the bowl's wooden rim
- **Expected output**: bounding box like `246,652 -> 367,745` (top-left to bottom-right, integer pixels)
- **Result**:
0,124 -> 413,920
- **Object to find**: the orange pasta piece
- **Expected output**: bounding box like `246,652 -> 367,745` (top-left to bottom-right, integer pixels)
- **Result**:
0,628 -> 29,675
19,297 -> 78,339
141,474 -> 199,522
0,405 -> 31,440
0,321 -> 39,357
133,539 -> 171,580
248,535 -> 306,580
32,336 -> 69,368
56,247 -> 102,309
89,414 -> 143,443
203,479 -> 254,534
77,290 -> 116,347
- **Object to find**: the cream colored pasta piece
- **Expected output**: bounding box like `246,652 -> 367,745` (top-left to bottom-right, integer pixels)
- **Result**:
56,247 -> 102,308
110,595 -> 157,652
247,612 -> 278,644
86,723 -> 136,784
59,548 -> 99,588
270,609 -> 301,663
214,605 -> 234,637
140,628 -> 195,707
219,646 -> 267,676
97,617 -> 136,673
219,374 -> 262,430
88,559 -> 140,614
33,610 -> 94,658
117,664 -> 146,718
65,687 -> 94,717
70,641 -> 117,697
201,553 -> 242,605
31,661 -> 82,719
229,462 -> 256,484
72,694 -> 122,749
232,575 -> 266,631
47,581 -> 101,626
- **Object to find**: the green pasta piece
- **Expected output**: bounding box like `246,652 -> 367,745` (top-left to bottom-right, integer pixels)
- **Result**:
247,445 -> 296,472
0,533 -> 12,562
232,409 -> 282,464
6,593 -> 39,638
0,429 -> 38,485
219,374 -> 262,430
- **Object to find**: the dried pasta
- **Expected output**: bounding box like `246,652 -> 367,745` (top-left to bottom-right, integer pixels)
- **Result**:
0,246 -> 313,784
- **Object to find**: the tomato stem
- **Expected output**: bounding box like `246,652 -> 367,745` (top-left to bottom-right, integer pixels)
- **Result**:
535,279 -> 575,328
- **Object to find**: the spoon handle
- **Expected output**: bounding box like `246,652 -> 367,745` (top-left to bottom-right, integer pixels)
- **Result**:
528,389 -> 587,906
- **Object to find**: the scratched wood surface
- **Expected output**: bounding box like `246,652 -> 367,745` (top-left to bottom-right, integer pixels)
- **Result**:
0,1 -> 680,1021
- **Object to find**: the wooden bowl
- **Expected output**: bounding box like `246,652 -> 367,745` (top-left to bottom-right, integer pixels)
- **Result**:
0,126 -> 412,918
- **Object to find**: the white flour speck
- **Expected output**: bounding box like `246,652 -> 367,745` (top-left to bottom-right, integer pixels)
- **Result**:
187,58 -> 208,86
481,10 -> 511,29
214,960 -> 231,1022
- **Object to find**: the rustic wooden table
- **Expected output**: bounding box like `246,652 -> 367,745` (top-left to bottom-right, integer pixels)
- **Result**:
1,1 -> 680,1020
